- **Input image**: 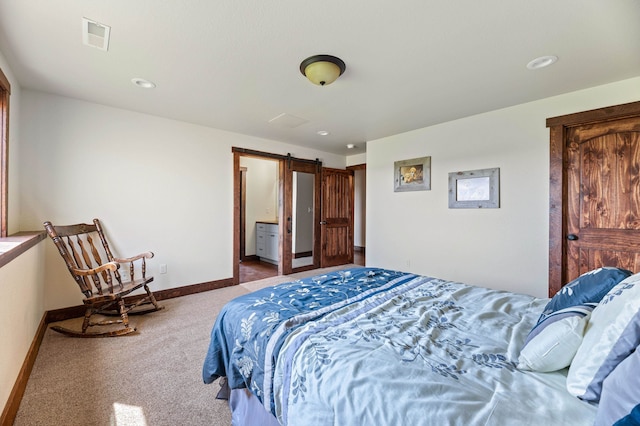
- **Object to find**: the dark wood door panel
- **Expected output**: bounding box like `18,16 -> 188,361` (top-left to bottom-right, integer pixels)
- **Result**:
577,248 -> 640,275
564,117 -> 640,290
321,168 -> 354,267
548,101 -> 640,296
323,226 -> 350,260
575,132 -> 640,230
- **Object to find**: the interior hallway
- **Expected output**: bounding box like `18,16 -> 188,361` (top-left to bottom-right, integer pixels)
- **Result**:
239,249 -> 365,283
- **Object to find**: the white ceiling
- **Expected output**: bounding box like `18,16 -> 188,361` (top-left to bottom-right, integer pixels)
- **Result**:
0,1 -> 639,156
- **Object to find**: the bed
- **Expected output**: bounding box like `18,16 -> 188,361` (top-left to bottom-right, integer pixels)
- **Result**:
202,266 -> 640,425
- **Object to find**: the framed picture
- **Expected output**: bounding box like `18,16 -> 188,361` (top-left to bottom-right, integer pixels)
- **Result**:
394,156 -> 431,192
448,167 -> 500,208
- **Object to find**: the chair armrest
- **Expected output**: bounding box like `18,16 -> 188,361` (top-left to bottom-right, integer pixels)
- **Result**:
114,251 -> 154,281
71,262 -> 119,276
113,251 -> 154,263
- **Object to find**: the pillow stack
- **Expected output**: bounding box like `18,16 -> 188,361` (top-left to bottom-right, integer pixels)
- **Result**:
518,266 -> 640,424
518,267 -> 632,373
567,271 -> 640,403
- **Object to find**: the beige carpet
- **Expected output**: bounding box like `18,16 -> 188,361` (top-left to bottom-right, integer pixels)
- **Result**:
14,265 -> 357,426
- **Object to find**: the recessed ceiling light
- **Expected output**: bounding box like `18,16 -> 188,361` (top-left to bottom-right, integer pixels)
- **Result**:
317,130 -> 330,136
131,78 -> 156,89
526,55 -> 558,70
346,144 -> 355,149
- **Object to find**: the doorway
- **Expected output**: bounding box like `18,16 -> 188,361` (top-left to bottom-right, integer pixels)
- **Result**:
319,167 -> 355,267
547,101 -> 640,296
349,164 -> 366,266
237,155 -> 280,283
233,148 -> 358,284
234,148 -> 325,283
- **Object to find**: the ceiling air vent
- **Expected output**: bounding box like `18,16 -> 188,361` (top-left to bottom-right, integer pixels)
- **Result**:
82,18 -> 110,51
268,113 -> 309,129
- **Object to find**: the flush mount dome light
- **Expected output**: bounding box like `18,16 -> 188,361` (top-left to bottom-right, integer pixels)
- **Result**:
131,78 -> 156,88
526,55 -> 558,70
300,55 -> 346,86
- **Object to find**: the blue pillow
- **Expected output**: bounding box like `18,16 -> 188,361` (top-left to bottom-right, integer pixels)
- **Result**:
540,267 -> 632,321
595,350 -> 640,425
615,405 -> 640,426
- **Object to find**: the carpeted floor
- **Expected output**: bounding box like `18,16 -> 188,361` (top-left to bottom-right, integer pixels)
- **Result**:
14,265 -> 356,426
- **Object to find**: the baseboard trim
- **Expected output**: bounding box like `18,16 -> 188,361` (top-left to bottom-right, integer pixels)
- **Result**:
146,277 -> 235,302
45,276 -> 236,323
45,305 -> 86,323
293,251 -> 312,259
354,246 -> 365,253
1,313 -> 48,426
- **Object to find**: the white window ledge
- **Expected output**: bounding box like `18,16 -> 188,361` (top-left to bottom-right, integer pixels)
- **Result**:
0,231 -> 46,268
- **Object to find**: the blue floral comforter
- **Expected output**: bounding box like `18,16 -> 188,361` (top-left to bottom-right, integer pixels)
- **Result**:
203,267 -> 596,425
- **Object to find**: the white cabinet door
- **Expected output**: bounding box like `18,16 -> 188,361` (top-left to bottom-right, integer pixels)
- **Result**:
256,223 -> 278,264
266,225 -> 279,262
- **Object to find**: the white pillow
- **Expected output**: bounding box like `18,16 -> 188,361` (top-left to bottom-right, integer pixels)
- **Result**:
518,306 -> 591,372
567,272 -> 640,402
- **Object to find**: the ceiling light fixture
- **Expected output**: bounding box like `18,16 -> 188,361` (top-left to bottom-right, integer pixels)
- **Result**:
131,78 -> 156,89
526,55 -> 558,70
346,144 -> 355,149
300,55 -> 346,86
317,130 -> 330,136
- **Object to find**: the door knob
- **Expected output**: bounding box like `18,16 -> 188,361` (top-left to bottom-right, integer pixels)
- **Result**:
567,234 -> 579,241
320,221 -> 327,225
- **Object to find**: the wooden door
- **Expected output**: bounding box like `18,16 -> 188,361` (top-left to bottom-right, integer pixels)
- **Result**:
321,168 -> 354,267
548,101 -> 640,296
282,159 -> 321,275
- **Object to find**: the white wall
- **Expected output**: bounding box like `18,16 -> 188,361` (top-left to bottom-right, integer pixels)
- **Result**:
241,156 -> 279,256
367,77 -> 640,298
0,243 -> 46,411
19,90 -> 345,310
0,51 -> 47,415
346,153 -> 366,167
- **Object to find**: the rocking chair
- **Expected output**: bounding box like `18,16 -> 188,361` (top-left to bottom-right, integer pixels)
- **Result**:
44,218 -> 164,337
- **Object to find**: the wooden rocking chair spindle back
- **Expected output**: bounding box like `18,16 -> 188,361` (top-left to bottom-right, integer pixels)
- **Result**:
44,218 -> 164,337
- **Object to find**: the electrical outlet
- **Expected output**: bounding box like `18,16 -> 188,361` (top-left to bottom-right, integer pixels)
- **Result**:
160,264 -> 167,274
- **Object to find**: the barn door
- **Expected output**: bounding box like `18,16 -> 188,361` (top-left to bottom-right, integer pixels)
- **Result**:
321,168 -> 354,267
548,102 -> 640,295
282,159 -> 321,275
